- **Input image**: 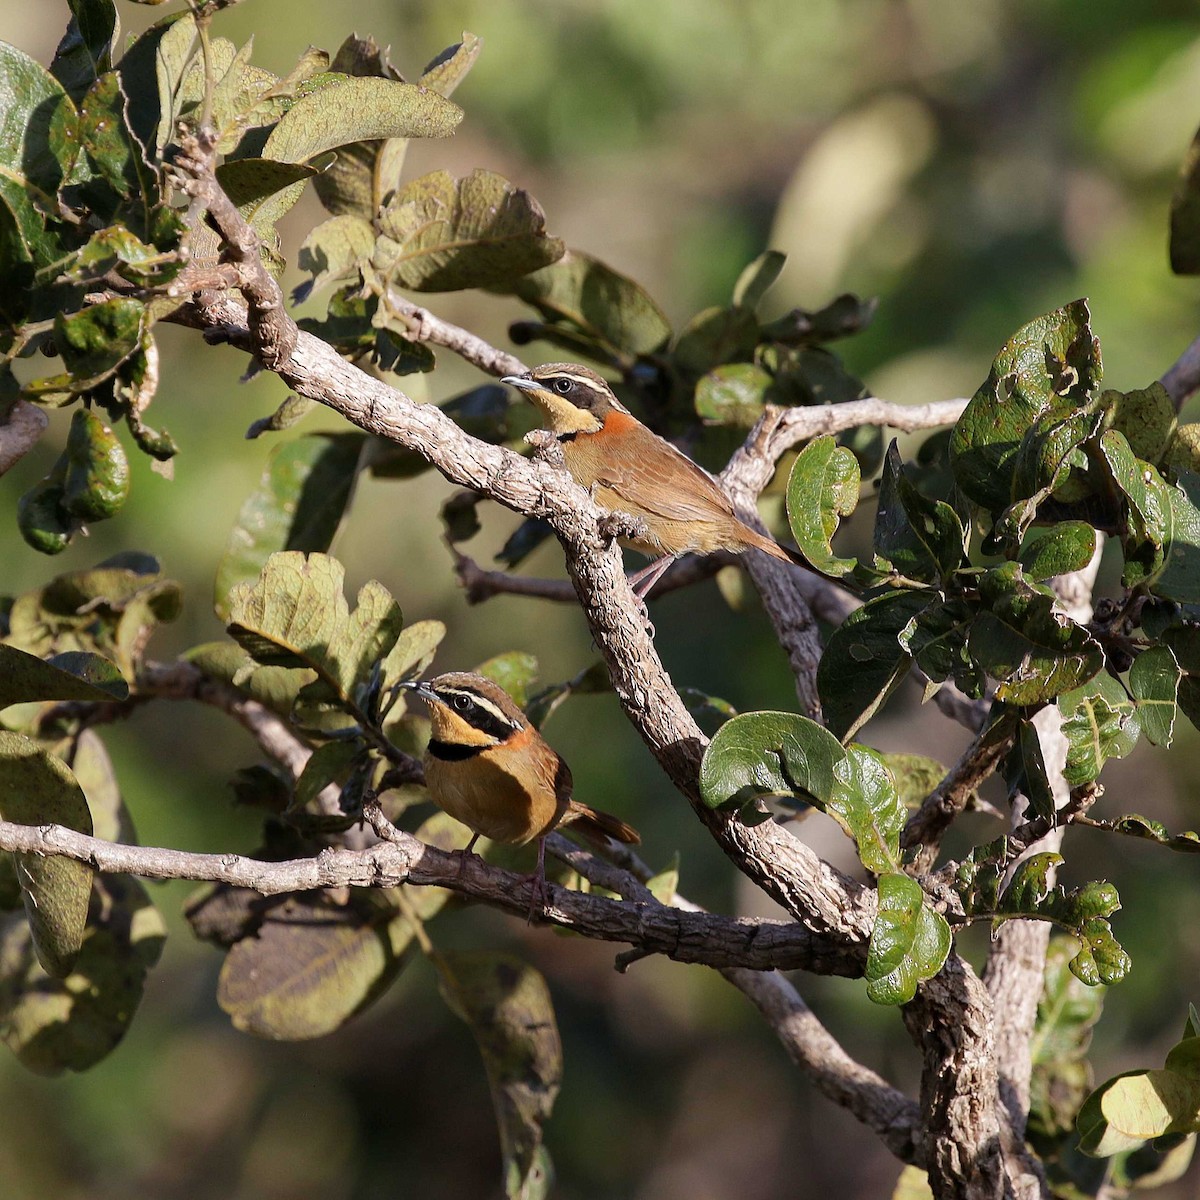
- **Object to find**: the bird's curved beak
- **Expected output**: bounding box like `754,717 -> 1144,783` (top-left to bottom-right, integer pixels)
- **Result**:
500,374 -> 537,394
396,679 -> 438,705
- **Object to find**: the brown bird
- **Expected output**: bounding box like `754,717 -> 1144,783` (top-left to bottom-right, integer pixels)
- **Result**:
400,672 -> 640,917
502,362 -> 803,597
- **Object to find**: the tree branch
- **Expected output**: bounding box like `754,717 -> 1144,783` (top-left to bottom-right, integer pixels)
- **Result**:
0,398 -> 48,476
167,131 -> 874,940
0,815 -> 863,976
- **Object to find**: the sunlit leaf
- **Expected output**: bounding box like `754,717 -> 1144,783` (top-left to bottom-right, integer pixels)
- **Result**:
864,872 -> 951,1005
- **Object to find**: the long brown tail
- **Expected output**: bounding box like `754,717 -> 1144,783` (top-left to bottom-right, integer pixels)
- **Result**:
742,524 -> 806,567
565,799 -> 641,845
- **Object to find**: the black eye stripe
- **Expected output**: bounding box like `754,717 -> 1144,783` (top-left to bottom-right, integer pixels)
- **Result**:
435,691 -> 516,740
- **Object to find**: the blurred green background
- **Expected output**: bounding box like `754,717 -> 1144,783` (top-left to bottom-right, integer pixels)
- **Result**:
4,1 -> 1200,1196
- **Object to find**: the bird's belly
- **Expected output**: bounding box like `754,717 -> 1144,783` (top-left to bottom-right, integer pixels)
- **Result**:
424,754 -> 560,846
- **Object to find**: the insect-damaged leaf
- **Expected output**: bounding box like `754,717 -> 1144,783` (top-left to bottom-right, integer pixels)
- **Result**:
375,169 -> 564,292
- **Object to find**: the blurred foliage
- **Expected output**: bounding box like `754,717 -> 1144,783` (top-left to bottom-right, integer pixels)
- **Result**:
2,1 -> 1200,1199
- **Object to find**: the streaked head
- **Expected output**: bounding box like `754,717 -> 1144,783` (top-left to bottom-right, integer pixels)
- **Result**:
400,672 -> 527,748
500,362 -> 627,436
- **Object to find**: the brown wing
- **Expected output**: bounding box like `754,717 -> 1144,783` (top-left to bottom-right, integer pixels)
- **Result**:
569,417 -> 735,524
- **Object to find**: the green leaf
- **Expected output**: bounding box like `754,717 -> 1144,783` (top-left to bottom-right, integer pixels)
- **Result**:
1079,1057 -> 1200,1157
1104,382 -> 1177,466
215,433 -> 365,622
437,952 -> 561,1200
1109,814 -> 1200,854
1057,672 -> 1140,787
225,551 -> 404,709
732,249 -> 786,312
379,620 -> 446,698
1129,646 -> 1179,748
217,890 -> 413,1040
0,645 -> 127,709
829,745 -> 904,874
54,298 -> 144,387
214,156 -> 317,225
785,434 -> 859,578
184,641 -> 314,720
292,740 -> 361,812
1096,430 -> 1172,591
374,168 -> 563,292
758,293 -> 877,346
865,872 -> 952,1006
503,250 -> 671,358
881,753 -> 945,810
950,300 -> 1101,512
699,711 -> 845,811
969,563 -> 1104,706
0,872 -> 164,1074
476,653 -> 539,710
874,441 -> 967,581
1165,423 -> 1200,479
818,590 -> 931,740
898,597 -> 985,699
61,408 -> 129,521
1171,120 -> 1200,274
0,731 -> 94,977
246,392 -> 316,439
1017,522 -> 1098,581
262,75 -> 462,165
0,41 -> 78,265
694,362 -> 771,428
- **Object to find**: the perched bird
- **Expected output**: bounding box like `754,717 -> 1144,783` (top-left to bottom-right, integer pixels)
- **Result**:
400,672 -> 639,917
502,362 -> 803,597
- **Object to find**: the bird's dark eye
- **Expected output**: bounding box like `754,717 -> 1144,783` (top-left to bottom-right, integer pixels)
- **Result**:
452,694 -> 472,712
551,378 -> 573,396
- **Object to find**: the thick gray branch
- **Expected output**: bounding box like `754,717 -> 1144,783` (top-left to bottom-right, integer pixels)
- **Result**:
0,817 -> 859,975
0,399 -> 49,476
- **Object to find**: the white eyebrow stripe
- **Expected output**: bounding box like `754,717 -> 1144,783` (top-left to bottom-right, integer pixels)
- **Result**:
542,372 -> 608,390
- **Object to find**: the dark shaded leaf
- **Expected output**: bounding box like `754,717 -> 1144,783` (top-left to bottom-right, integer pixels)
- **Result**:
51,0 -> 118,101
217,890 -> 413,1040
0,645 -> 127,709
874,441 -> 967,581
503,250 -> 671,358
673,305 -> 758,377
54,298 -> 144,387
1170,120 -> 1200,274
818,590 -> 931,740
0,872 -> 164,1074
969,563 -> 1104,705
437,952 -> 561,1200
